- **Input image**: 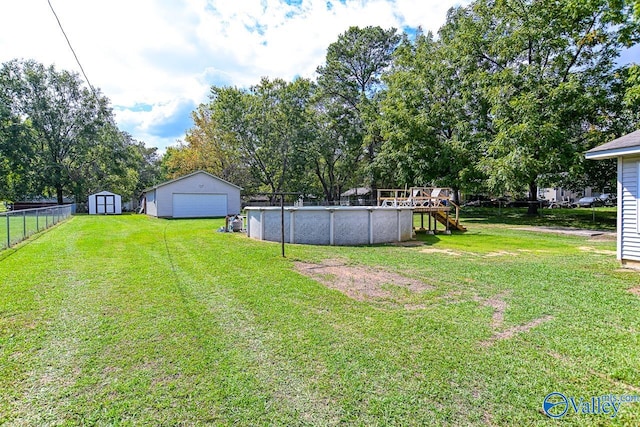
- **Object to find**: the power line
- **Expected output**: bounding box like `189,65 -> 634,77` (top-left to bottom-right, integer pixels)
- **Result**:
47,0 -> 97,96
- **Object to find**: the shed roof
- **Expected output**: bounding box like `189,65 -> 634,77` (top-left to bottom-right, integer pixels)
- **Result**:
341,187 -> 371,197
585,129 -> 640,160
90,190 -> 120,196
143,170 -> 243,193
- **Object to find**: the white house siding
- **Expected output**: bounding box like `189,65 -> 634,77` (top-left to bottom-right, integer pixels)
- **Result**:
153,172 -> 241,218
145,190 -> 158,217
620,156 -> 640,261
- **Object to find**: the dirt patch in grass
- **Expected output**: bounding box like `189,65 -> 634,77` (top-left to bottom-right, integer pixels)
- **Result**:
403,303 -> 428,311
419,248 -> 463,256
474,291 -> 510,328
589,233 -> 617,242
294,260 -> 433,302
578,246 -> 617,255
628,287 -> 640,296
513,226 -> 614,238
480,315 -> 554,347
483,251 -> 519,258
475,292 -> 554,347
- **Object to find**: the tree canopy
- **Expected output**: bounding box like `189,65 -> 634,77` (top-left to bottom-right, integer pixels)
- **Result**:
448,0 -> 639,212
175,11 -> 638,207
0,59 -> 161,206
4,3 -> 639,208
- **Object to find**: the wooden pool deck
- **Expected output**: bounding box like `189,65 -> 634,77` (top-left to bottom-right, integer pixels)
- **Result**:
377,187 -> 467,233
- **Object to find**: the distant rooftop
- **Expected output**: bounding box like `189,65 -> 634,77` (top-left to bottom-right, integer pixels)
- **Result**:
341,187 -> 371,197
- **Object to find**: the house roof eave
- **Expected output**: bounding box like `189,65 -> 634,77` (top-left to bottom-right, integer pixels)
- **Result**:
585,146 -> 640,160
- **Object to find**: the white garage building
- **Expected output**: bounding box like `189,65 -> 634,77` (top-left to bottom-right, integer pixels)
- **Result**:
142,171 -> 242,218
88,191 -> 122,215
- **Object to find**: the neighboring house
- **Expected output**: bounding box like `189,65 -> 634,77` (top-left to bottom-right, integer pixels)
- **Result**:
538,187 -> 591,203
88,191 -> 122,215
11,197 -> 75,212
242,194 -> 270,208
142,171 -> 242,218
340,187 -> 371,206
585,129 -> 640,267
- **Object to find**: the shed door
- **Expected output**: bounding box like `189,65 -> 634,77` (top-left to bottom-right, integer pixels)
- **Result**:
172,193 -> 227,218
96,195 -> 115,214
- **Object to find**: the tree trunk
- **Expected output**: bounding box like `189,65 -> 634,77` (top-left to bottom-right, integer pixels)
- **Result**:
333,186 -> 341,205
452,187 -> 460,205
527,180 -> 538,216
56,186 -> 64,205
314,162 -> 332,203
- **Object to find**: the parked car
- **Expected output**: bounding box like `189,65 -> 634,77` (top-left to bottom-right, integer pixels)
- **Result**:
576,196 -> 604,208
547,200 -> 576,208
506,198 -> 548,208
597,193 -> 616,206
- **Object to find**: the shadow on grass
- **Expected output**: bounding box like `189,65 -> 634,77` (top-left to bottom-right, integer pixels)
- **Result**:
459,207 -> 616,231
412,233 -> 442,245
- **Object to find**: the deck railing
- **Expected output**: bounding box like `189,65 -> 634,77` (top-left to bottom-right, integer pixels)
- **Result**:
377,187 -> 462,224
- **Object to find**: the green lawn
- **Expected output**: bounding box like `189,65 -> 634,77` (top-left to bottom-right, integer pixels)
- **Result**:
461,206 -> 618,230
1,214 -> 639,425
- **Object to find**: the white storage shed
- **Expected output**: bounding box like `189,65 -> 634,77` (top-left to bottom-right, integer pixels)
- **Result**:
586,129 -> 640,268
88,191 -> 122,215
142,171 -> 242,218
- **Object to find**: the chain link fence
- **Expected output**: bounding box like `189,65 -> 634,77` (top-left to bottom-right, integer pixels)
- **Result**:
1,205 -> 73,250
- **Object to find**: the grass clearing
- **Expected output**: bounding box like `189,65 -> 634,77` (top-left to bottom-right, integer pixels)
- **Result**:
461,206 -> 617,230
0,213 -> 639,425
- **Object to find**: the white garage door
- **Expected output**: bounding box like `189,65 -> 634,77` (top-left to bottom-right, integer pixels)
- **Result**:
172,193 -> 227,218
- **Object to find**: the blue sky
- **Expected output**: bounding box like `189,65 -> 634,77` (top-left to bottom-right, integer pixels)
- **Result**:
1,0 -> 638,152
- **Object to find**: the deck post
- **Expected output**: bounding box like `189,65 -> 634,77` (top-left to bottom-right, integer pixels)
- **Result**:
444,209 -> 451,235
427,211 -> 434,235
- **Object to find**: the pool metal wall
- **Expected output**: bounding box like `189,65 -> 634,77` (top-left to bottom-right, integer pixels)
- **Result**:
245,206 -> 414,245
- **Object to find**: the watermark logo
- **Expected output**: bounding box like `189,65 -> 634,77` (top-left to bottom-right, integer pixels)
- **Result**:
543,392 -> 640,419
543,392 -> 569,419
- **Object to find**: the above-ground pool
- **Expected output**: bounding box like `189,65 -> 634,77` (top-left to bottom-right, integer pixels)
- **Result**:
245,206 -> 414,246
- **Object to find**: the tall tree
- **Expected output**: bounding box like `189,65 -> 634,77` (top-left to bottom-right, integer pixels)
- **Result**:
316,26 -> 401,195
306,101 -> 364,203
557,64 -> 640,193
378,30 -> 489,201
445,0 -> 639,213
1,59 -> 111,204
209,78 -> 316,199
133,143 -> 162,193
71,127 -> 155,203
0,73 -> 35,201
162,103 -> 248,185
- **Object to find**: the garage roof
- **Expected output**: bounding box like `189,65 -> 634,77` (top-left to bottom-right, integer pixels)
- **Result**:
143,170 -> 242,193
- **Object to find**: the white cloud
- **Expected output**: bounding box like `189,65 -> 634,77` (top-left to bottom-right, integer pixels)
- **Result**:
0,0 -> 472,150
